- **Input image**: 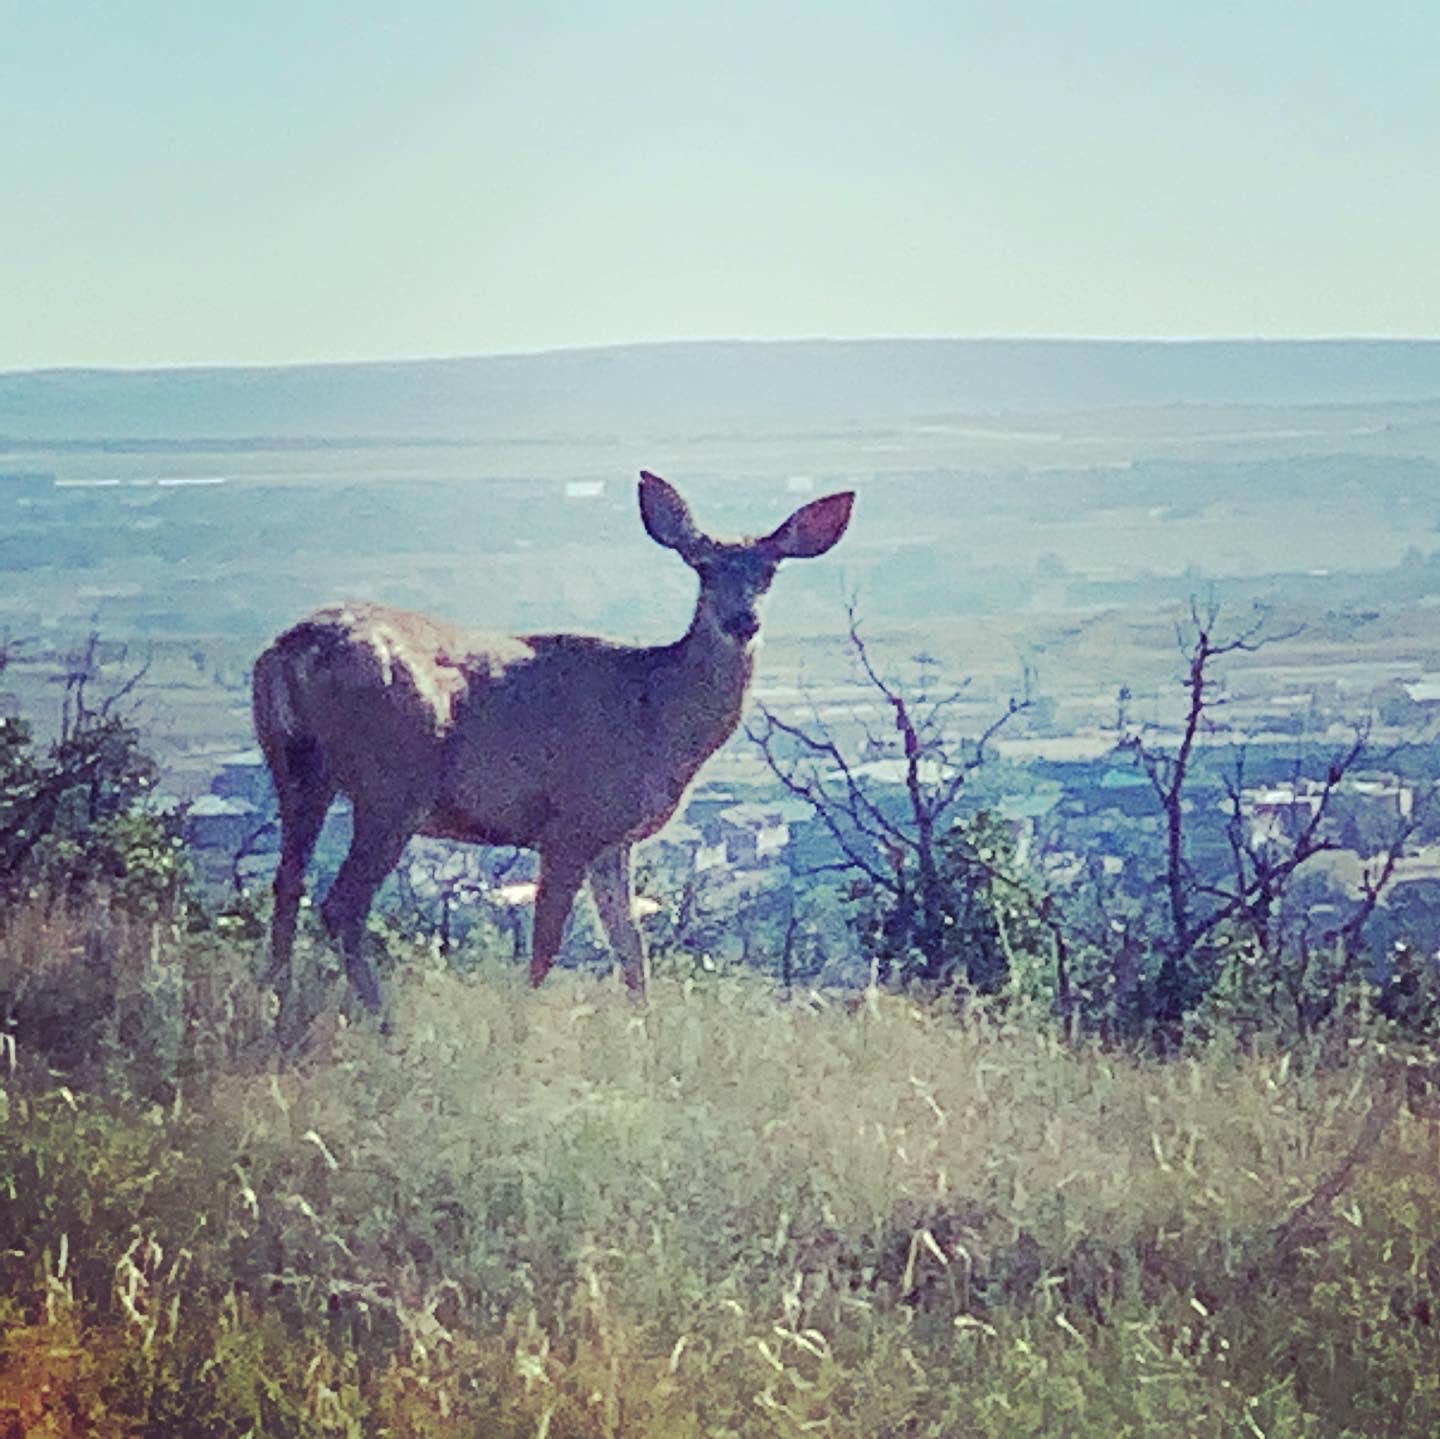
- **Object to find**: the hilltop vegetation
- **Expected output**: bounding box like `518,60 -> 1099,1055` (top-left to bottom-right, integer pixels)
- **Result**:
0,685 -> 1435,1435
1,893 -> 1438,1436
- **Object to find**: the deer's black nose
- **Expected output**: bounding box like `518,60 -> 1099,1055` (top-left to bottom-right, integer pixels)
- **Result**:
724,614 -> 760,641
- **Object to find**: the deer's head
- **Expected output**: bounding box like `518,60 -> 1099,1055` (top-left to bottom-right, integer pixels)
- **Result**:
639,470 -> 854,646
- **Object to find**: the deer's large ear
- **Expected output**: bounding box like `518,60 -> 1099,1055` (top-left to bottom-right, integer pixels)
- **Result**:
759,491 -> 855,560
638,471 -> 703,556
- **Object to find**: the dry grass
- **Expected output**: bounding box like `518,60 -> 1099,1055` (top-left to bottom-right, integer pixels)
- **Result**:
2,915 -> 1438,1436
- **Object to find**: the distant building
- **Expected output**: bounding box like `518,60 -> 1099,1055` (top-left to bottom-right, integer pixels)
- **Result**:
186,794 -> 266,856
709,804 -> 790,869
1402,678 -> 1440,706
1246,775 -> 1415,858
1249,785 -> 1322,846
683,786 -> 743,830
186,753 -> 281,886
210,750 -> 274,807
1334,778 -> 1414,856
649,821 -> 705,872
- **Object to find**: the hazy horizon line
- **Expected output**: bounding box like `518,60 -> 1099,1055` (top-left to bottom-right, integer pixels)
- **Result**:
7,332 -> 1440,381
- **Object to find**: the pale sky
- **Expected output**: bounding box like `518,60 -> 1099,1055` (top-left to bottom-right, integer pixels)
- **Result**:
3,1 -> 1437,370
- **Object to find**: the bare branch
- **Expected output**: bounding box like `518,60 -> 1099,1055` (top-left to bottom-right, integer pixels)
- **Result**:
747,707 -> 900,891
962,694 -> 1030,772
232,816 -> 279,894
749,703 -> 912,851
96,648 -> 153,722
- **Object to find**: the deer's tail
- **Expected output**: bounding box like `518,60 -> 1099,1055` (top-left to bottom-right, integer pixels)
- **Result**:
252,639 -> 326,794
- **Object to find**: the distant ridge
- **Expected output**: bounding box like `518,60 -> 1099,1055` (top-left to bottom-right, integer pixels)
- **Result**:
3,338 -> 1440,441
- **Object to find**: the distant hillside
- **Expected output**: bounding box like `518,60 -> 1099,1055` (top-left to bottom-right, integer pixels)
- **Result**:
3,339 -> 1440,441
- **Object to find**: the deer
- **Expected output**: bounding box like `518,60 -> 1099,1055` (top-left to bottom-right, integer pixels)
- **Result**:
252,470 -> 854,1017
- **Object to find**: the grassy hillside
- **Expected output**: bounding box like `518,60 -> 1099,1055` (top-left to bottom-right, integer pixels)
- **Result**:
1,912 -> 1437,1436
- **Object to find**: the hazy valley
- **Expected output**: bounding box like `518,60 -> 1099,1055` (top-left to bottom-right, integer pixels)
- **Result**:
4,340 -> 1440,785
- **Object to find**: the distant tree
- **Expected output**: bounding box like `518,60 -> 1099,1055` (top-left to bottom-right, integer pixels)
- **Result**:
748,604 -> 1032,991
1115,599 -> 1418,1038
853,808 -> 1043,995
0,632 -> 186,916
750,597 -> 1429,1045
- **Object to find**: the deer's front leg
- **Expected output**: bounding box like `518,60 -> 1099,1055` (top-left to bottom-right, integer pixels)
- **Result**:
529,851 -> 587,987
589,844 -> 648,997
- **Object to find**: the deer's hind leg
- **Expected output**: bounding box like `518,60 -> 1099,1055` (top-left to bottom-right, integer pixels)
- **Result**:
321,798 -> 419,1013
265,737 -> 335,1008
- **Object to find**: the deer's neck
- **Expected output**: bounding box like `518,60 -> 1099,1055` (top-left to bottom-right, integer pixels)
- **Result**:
654,605 -> 755,766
